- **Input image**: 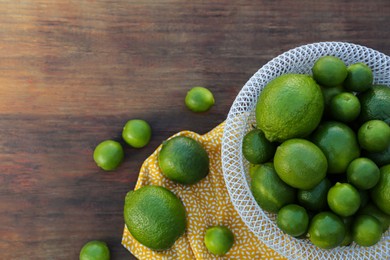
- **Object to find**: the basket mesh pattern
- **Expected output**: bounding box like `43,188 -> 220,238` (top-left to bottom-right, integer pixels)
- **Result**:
221,42 -> 390,259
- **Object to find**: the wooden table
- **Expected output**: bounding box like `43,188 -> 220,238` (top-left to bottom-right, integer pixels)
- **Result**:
0,1 -> 389,259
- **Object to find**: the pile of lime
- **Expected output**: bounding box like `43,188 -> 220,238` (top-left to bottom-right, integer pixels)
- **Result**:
245,56 -> 390,249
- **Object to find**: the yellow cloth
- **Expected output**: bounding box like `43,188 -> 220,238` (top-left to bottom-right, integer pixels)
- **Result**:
122,122 -> 286,259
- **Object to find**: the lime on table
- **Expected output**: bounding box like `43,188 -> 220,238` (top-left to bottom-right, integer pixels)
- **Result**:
312,56 -> 348,87
344,62 -> 373,92
277,204 -> 309,237
357,85 -> 390,124
329,92 -> 361,123
274,139 -> 327,189
242,129 -> 276,164
371,164 -> 390,215
123,185 -> 186,251
308,211 -> 346,249
158,136 -> 209,185
327,183 -> 360,217
93,140 -> 124,171
122,119 -> 152,148
79,240 -> 110,260
358,120 -> 390,153
352,215 -> 382,247
185,86 -> 215,112
204,226 -> 234,256
250,163 -> 296,213
256,73 -> 324,142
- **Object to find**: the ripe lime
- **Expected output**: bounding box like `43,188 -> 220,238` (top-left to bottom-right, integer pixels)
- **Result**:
357,85 -> 390,124
311,121 -> 360,174
204,226 -> 234,256
312,56 -> 348,87
308,211 -> 346,249
158,136 -> 209,185
352,215 -> 382,247
79,240 -> 110,260
122,119 -> 152,148
371,164 -> 390,215
274,139 -> 327,190
250,163 -> 296,213
358,202 -> 390,233
242,129 -> 276,164
256,74 -> 323,142
297,178 -> 332,212
344,62 -> 373,92
329,92 -> 361,123
277,204 -> 309,237
327,183 -> 360,217
123,185 -> 186,251
185,86 -> 215,112
358,120 -> 390,153
93,140 -> 124,171
346,157 -> 380,190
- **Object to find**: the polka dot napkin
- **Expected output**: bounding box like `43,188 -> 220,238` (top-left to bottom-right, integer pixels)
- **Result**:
122,122 -> 285,259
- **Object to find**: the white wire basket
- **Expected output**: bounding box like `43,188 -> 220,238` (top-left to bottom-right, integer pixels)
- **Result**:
221,42 -> 390,260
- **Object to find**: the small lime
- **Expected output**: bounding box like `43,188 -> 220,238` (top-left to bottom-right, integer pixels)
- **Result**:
329,92 -> 361,123
352,215 -> 382,247
327,183 -> 360,217
312,56 -> 348,87
344,62 -> 373,92
358,120 -> 390,153
79,240 -> 110,260
204,226 -> 234,256
321,85 -> 344,118
358,202 -> 390,233
93,140 -> 124,171
122,119 -> 152,148
277,204 -> 309,237
242,129 -> 276,164
346,157 -> 380,190
185,86 -> 215,112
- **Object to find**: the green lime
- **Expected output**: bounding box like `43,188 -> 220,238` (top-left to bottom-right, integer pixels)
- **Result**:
277,204 -> 309,237
122,119 -> 152,148
242,129 -> 276,164
321,85 -> 344,118
352,215 -> 382,247
297,178 -> 332,212
327,183 -> 360,217
344,62 -> 373,92
185,86 -> 215,112
312,56 -> 348,87
358,120 -> 390,153
311,121 -> 360,174
346,157 -> 380,190
371,164 -> 390,215
158,136 -> 209,185
274,139 -> 327,190
329,92 -> 361,123
93,140 -> 124,171
123,185 -> 186,250
204,226 -> 234,256
256,74 -> 323,142
363,142 -> 390,167
358,202 -> 390,233
250,163 -> 296,213
79,240 -> 110,260
308,211 -> 346,249
357,85 -> 390,124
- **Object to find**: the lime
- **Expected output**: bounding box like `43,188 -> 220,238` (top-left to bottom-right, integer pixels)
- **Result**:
358,202 -> 390,233
329,92 -> 361,123
185,86 -> 215,112
308,211 -> 346,249
242,129 -> 276,164
123,185 -> 186,250
346,157 -> 380,190
250,163 -> 296,213
311,121 -> 360,174
79,240 -> 110,260
122,119 -> 152,148
312,56 -> 348,87
344,62 -> 373,92
352,215 -> 382,247
274,139 -> 327,189
321,85 -> 344,118
256,74 -> 323,142
297,178 -> 332,212
371,164 -> 390,215
327,183 -> 360,217
357,85 -> 390,124
277,204 -> 309,237
358,120 -> 390,153
204,226 -> 234,256
93,140 -> 124,171
363,142 -> 390,167
158,136 -> 209,185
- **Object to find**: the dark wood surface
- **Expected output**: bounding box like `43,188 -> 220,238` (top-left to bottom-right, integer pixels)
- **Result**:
0,1 -> 389,259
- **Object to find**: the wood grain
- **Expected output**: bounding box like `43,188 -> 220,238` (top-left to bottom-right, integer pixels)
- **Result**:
0,0 -> 389,259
